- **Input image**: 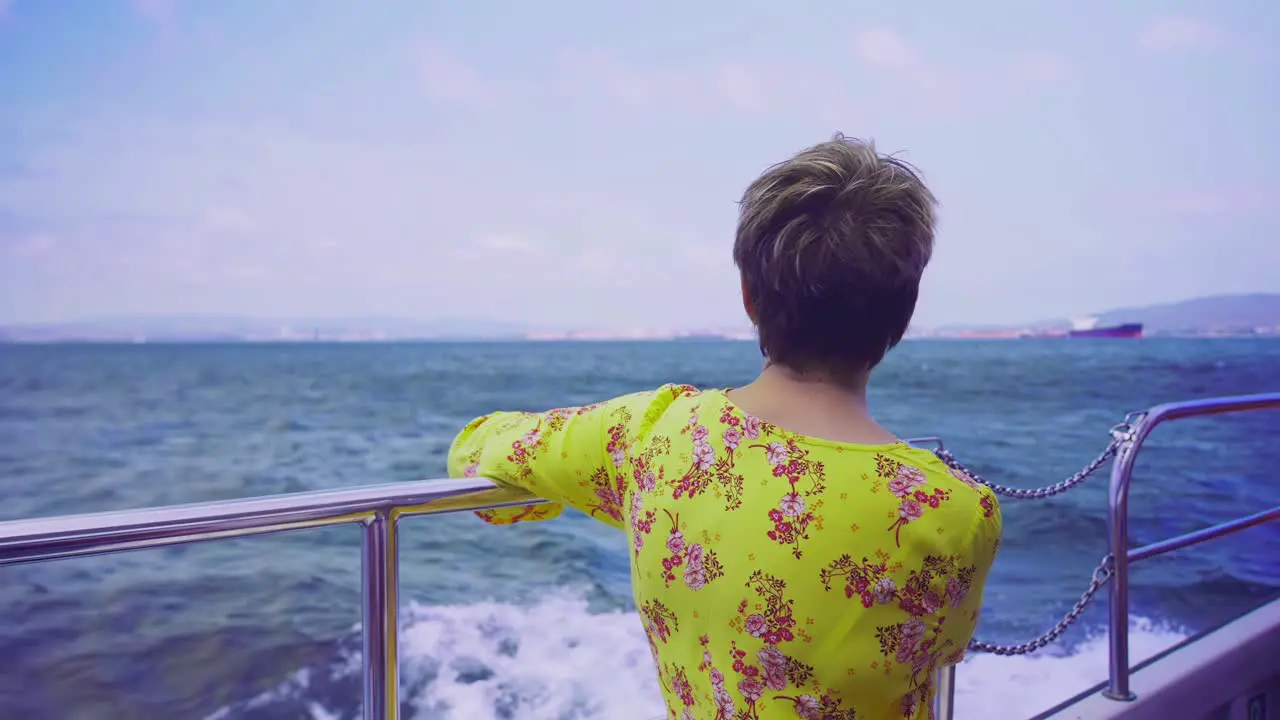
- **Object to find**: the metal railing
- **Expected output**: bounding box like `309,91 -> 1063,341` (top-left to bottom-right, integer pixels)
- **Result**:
0,391 -> 1276,719
0,478 -> 548,720
1103,391 -> 1280,701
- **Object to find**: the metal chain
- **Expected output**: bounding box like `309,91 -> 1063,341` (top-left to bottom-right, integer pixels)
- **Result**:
968,554 -> 1115,656
943,412 -> 1143,656
932,419 -> 1140,500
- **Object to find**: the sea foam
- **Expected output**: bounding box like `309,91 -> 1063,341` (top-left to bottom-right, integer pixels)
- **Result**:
207,591 -> 1188,720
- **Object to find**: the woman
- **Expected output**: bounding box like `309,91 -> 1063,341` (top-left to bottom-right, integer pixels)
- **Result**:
448,134 -> 1002,719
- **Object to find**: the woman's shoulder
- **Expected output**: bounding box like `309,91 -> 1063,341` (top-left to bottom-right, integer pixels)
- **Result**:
599,383 -> 708,434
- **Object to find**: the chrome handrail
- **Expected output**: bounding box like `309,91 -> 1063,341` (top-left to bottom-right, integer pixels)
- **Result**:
0,479 -> 547,720
1104,391 -> 1280,702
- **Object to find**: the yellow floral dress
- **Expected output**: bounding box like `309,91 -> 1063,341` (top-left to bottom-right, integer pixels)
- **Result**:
448,384 -> 1002,720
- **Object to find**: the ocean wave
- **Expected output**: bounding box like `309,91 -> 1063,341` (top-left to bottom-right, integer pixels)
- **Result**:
205,592 -> 1188,720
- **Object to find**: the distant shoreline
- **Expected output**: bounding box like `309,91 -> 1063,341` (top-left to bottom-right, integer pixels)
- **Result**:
2,334 -> 1277,346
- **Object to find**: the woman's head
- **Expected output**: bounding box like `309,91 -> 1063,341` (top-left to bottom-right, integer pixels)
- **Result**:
734,134 -> 937,386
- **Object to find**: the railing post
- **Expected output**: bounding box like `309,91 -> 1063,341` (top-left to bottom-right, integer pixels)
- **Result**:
362,510 -> 400,720
932,664 -> 956,720
1104,429 -> 1140,702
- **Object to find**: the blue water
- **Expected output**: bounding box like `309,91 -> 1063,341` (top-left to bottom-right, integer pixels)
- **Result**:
0,339 -> 1277,719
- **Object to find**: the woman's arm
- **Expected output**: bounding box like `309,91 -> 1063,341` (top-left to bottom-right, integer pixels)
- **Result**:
446,389 -> 661,528
940,490 -> 1003,664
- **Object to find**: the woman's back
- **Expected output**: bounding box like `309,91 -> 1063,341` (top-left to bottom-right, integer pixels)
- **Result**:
449,384 -> 1002,719
448,134 -> 1003,718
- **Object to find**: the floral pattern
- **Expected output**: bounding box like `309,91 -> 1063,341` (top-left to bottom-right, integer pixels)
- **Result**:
753,439 -> 827,558
660,510 -> 725,590
447,385 -> 1003,719
879,456 -> 953,547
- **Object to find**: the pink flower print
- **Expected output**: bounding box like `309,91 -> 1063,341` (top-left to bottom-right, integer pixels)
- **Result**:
896,619 -> 927,663
610,448 -> 626,468
745,614 -> 768,638
693,442 -> 716,471
758,647 -> 788,690
888,465 -> 927,498
899,464 -> 926,485
947,577 -> 970,608
673,671 -> 695,707
595,486 -> 624,520
795,695 -> 821,720
710,667 -> 725,685
901,693 -> 920,718
763,665 -> 786,692
689,414 -> 699,427
683,563 -> 706,591
738,677 -> 765,703
913,640 -> 937,675
681,710 -> 695,720
723,426 -> 742,450
888,477 -> 951,546
666,531 -> 686,555
778,492 -> 805,517
686,543 -> 705,567
691,424 -> 709,443
874,577 -> 897,604
949,466 -> 982,490
923,590 -> 943,615
981,494 -> 996,518
462,463 -> 479,478
743,415 -> 762,439
765,441 -> 789,466
636,469 -> 657,492
633,532 -> 644,554
714,687 -> 736,716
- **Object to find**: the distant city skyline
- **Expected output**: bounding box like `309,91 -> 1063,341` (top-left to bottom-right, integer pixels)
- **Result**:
1,1 -> 1277,329
4,292 -> 1277,343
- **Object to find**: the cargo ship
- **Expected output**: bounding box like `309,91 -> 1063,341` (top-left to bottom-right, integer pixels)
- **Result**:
1067,317 -> 1144,338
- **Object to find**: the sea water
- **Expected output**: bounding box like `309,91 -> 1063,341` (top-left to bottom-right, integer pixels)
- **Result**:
1,339 -> 1277,719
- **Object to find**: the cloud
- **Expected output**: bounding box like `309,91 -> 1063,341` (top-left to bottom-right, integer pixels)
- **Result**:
422,45 -> 495,107
1138,16 -> 1225,53
553,49 -> 772,115
1011,51 -> 1078,86
7,234 -> 56,258
849,27 -> 1077,109
203,206 -> 258,234
419,41 -> 836,119
0,113 -> 735,326
1084,186 -> 1277,219
474,234 -> 542,256
130,0 -> 175,27
852,28 -> 918,70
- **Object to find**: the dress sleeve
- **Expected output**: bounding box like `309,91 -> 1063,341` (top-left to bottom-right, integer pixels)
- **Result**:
942,489 -> 1004,665
446,390 -> 657,529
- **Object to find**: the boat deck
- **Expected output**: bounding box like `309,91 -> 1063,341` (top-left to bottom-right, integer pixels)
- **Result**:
1036,596 -> 1280,720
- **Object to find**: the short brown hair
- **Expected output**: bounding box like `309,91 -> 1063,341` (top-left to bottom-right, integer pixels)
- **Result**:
734,134 -> 937,382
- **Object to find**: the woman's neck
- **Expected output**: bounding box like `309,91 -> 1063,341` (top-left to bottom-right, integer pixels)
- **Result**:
727,364 -> 898,445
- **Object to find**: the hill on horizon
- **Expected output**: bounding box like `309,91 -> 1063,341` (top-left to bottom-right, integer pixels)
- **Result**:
3,293 -> 1279,340
1090,293 -> 1280,333
933,293 -> 1280,334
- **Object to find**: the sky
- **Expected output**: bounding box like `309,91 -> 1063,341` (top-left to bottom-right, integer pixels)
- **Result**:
0,0 -> 1277,332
